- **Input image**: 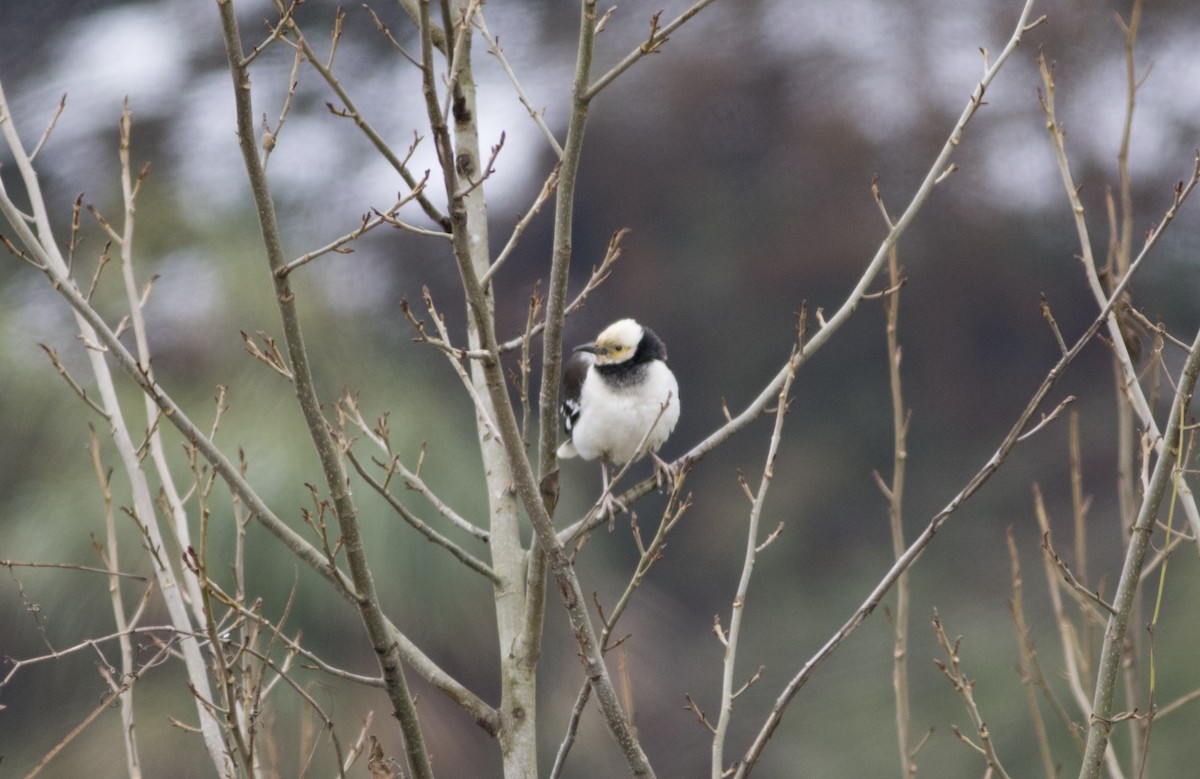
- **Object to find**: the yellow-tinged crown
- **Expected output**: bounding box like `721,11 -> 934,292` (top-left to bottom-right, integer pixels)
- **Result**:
591,319 -> 644,366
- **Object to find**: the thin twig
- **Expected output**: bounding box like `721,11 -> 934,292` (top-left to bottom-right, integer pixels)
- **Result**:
585,0 -> 725,102
1006,528 -> 1063,778
932,611 -> 1014,779
1040,53 -> 1200,548
551,480 -> 691,779
499,226 -> 628,355
1042,531 -> 1116,618
880,233 -> 915,779
277,180 -> 431,278
23,640 -> 175,779
479,164 -> 560,285
363,4 -> 422,66
0,559 -> 145,581
217,5 -> 435,775
282,9 -> 450,231
346,450 -> 500,583
1078,326 -> 1200,779
712,348 -> 798,778
1032,486 -> 1102,755
475,10 -> 563,157
28,93 -> 67,161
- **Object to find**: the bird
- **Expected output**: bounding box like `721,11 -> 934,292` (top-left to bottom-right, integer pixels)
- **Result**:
557,318 -> 681,520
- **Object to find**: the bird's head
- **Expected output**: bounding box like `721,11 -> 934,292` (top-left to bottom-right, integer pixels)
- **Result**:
576,318 -> 645,366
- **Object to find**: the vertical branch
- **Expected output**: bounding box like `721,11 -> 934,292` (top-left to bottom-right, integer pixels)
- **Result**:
214,4 -> 434,777
416,0 -> 652,770
1032,488 -> 1095,738
1067,412 -> 1098,701
551,482 -> 691,779
932,612 -> 1014,779
874,195 -> 915,777
415,0 -> 541,775
1139,421 -> 1186,775
712,350 -> 798,778
538,0 -> 598,480
1110,1 -> 1142,547
1006,529 -> 1060,779
1116,0 -> 1143,275
1113,3 -> 1147,766
89,429 -> 143,779
1078,327 -> 1200,779
522,7 -> 602,755
0,77 -> 232,774
111,102 -> 209,629
1039,53 -> 1200,547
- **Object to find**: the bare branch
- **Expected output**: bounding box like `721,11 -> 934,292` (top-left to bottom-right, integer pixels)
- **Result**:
713,347 -> 798,776
1079,327 -> 1200,778
23,640 -> 175,779
595,0 -> 1048,557
277,178 -> 431,277
1042,531 -> 1116,618
346,449 -> 500,583
216,5 -> 435,774
480,164 -> 561,285
283,10 -> 451,231
1041,51 -> 1200,548
363,4 -> 422,67
586,0 -> 724,102
932,611 -> 1013,779
475,10 -> 564,158
29,93 -> 67,162
0,559 -> 145,581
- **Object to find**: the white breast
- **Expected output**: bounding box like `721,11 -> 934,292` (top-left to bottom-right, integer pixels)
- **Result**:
570,361 -> 680,464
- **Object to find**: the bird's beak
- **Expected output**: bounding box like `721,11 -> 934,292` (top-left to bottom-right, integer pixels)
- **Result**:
573,342 -> 601,355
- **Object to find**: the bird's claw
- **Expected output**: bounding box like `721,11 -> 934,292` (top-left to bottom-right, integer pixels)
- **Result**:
651,453 -> 678,492
598,491 -> 628,531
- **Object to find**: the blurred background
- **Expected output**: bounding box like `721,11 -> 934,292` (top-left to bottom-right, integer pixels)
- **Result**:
2,0 -> 1200,776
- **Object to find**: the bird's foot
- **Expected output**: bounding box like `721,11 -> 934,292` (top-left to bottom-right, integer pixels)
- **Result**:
651,452 -> 679,492
597,491 -> 628,531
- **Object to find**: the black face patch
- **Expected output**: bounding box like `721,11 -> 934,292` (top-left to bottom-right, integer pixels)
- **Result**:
595,358 -> 649,388
636,327 -> 668,363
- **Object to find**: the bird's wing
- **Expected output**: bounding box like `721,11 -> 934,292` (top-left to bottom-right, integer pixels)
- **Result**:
560,350 -> 594,434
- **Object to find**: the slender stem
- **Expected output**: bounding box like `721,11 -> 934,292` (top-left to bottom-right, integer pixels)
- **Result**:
475,10 -> 563,158
89,430 -> 143,779
1078,328 -> 1200,778
734,182 -> 1164,774
539,0 -> 597,479
215,4 -> 433,776
281,10 -> 450,231
883,242 -> 914,778
552,481 -> 690,778
1039,52 -> 1200,549
1114,3 -> 1146,766
932,612 -> 1014,779
712,352 -> 797,778
585,0 -> 724,102
1007,530 -> 1060,779
347,451 -> 500,583
418,0 -> 652,766
0,76 -> 232,775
